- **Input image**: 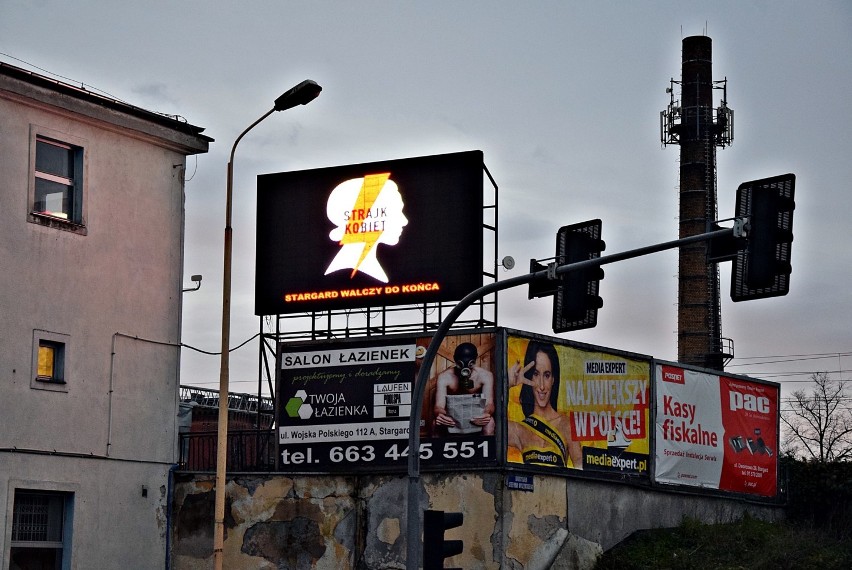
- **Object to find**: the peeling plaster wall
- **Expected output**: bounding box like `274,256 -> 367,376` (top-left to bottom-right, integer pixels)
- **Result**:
171,472 -> 782,570
503,475 -> 567,568
172,475 -> 356,570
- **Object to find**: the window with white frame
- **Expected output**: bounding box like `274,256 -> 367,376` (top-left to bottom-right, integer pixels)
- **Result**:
10,490 -> 73,569
33,136 -> 82,222
29,130 -> 86,232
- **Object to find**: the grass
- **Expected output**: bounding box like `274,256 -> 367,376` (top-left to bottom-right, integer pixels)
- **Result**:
594,516 -> 852,570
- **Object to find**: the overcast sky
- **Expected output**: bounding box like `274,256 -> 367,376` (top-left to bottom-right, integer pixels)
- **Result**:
3,1 -> 851,401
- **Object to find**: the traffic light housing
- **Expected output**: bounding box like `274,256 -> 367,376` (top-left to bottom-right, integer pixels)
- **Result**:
528,259 -> 558,299
552,219 -> 606,332
423,509 -> 463,570
731,174 -> 795,301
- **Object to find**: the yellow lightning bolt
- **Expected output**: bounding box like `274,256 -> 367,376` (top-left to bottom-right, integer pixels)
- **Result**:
340,172 -> 390,277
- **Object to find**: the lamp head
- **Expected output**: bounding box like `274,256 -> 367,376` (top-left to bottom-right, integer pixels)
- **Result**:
274,80 -> 322,111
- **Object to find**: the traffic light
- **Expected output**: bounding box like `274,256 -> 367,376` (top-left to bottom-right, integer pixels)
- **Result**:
731,174 -> 795,302
528,259 -> 558,299
552,219 -> 606,332
423,509 -> 463,570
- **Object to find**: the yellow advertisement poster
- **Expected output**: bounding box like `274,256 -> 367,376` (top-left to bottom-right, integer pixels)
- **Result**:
506,335 -> 650,476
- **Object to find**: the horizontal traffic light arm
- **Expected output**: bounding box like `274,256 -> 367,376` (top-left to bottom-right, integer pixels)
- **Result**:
404,222 -> 738,569
538,224 -> 736,283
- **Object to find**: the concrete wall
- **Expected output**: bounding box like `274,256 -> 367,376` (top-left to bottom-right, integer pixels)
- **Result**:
2,454 -> 175,568
565,478 -> 782,551
171,472 -> 781,569
1,65 -> 208,569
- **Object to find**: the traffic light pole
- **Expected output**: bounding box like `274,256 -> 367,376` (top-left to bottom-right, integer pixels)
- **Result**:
404,223 -> 737,569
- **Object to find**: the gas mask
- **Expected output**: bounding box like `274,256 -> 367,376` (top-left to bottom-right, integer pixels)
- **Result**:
453,343 -> 479,390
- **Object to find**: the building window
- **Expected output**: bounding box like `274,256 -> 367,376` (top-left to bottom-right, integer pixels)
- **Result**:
31,330 -> 70,392
10,490 -> 72,569
28,128 -> 87,234
34,137 -> 82,223
36,340 -> 65,383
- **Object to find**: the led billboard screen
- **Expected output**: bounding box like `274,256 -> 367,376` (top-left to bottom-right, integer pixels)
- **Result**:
654,363 -> 780,498
256,150 -> 484,315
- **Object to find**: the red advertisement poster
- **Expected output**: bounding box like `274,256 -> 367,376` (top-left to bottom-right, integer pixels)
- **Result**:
718,377 -> 779,497
654,363 -> 779,498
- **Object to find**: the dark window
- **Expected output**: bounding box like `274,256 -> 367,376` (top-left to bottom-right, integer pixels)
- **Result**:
10,490 -> 71,570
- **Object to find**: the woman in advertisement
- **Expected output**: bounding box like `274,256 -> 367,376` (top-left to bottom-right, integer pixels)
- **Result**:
508,340 -> 583,469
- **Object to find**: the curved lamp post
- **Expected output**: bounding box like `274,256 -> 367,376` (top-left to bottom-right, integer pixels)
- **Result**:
213,79 -> 321,569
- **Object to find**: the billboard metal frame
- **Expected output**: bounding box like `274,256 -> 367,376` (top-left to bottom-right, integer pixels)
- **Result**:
253,153 -> 500,450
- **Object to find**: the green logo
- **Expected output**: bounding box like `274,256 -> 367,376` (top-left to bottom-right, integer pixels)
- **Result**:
285,389 -> 313,419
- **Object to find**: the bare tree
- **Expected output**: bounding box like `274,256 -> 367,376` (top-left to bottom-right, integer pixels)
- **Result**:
782,372 -> 852,462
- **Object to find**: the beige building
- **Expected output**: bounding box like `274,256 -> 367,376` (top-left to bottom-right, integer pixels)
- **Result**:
0,61 -> 210,569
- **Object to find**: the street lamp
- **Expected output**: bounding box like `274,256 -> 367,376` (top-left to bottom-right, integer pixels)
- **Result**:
213,79 -> 321,569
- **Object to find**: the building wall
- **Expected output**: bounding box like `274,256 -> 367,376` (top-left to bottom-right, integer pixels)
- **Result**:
0,66 -> 209,569
171,472 -> 781,569
1,454 -> 175,568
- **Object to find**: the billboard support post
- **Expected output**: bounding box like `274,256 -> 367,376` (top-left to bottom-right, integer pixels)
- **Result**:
404,224 -> 736,569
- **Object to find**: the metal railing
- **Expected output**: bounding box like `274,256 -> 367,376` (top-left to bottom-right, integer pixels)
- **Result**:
180,385 -> 273,413
178,429 -> 275,472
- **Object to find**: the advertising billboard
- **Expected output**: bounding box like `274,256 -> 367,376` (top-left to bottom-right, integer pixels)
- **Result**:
276,332 -> 497,472
505,334 -> 651,477
654,363 -> 779,498
256,150 -> 484,315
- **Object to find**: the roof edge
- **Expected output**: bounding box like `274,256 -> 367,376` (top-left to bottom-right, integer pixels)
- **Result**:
1,61 -> 213,152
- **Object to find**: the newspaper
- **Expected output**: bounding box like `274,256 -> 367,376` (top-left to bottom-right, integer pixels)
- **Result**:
446,394 -> 485,434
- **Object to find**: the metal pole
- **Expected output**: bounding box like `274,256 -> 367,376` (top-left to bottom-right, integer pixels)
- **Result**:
404,225 -> 735,568
213,109 -> 274,570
